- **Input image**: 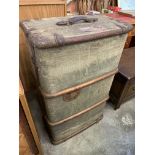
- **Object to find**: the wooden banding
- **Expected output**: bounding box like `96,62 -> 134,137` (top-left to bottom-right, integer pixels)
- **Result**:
40,68 -> 118,98
45,96 -> 109,126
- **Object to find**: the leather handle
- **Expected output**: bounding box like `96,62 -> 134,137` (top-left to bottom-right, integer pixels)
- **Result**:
56,16 -> 98,26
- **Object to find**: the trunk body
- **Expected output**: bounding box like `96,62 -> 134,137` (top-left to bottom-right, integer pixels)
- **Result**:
20,15 -> 132,144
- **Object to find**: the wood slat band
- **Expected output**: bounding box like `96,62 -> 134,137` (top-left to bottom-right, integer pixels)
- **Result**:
45,96 -> 109,126
19,0 -> 66,5
40,68 -> 118,98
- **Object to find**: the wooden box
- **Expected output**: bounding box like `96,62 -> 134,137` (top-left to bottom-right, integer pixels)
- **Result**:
20,15 -> 133,144
109,47 -> 135,109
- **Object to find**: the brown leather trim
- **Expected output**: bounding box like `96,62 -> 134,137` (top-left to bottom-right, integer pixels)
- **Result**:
45,96 -> 109,126
40,68 -> 118,98
25,22 -> 133,49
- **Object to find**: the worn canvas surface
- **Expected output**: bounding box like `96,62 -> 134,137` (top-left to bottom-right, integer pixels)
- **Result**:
35,34 -> 127,94
47,102 -> 105,142
44,76 -> 113,123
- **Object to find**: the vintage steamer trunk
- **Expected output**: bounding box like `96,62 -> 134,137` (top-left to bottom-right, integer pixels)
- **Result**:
20,15 -> 133,144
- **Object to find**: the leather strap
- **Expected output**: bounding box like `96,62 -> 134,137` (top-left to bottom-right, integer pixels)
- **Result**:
56,16 -> 98,26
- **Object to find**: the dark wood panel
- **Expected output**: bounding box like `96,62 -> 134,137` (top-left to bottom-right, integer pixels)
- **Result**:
109,47 -> 135,109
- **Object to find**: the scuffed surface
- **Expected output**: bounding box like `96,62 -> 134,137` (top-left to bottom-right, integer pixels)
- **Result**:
20,15 -> 133,48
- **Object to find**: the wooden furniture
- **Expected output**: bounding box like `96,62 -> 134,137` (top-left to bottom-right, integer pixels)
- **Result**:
19,0 -> 66,93
118,10 -> 135,18
19,124 -> 32,155
105,12 -> 135,48
19,80 -> 42,154
109,47 -> 135,109
19,104 -> 38,155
